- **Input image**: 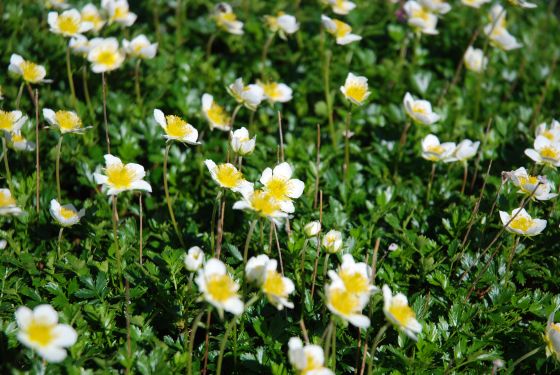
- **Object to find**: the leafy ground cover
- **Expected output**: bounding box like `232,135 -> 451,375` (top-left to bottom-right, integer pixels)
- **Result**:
1,0 -> 560,373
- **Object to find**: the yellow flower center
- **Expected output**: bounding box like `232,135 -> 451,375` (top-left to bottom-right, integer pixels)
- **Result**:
27,320 -> 56,347
266,178 -> 289,200
11,133 -> 24,143
262,82 -> 281,100
262,270 -> 286,297
412,8 -> 431,21
165,115 -> 191,138
427,145 -> 444,155
329,288 -> 359,316
207,103 -> 230,126
83,12 -> 102,29
304,352 -> 321,371
543,130 -> 555,141
106,164 -> 134,189
57,14 -> 80,35
345,84 -> 367,103
207,274 -> 237,302
250,190 -> 281,217
518,175 -> 538,189
55,111 -> 81,131
21,61 -> 42,82
0,192 -> 16,207
96,49 -> 118,67
541,147 -> 559,161
220,12 -> 237,23
412,103 -> 428,115
339,269 -> 369,295
59,207 -> 77,220
388,302 -> 416,327
215,164 -> 243,188
333,20 -> 351,38
509,216 -> 533,232
0,111 -> 15,131
114,5 -> 127,20
266,16 -> 278,30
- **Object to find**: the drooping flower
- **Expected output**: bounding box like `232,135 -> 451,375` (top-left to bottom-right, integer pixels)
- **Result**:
81,3 -> 105,32
233,189 -> 288,224
195,258 -> 244,317
123,35 -> 158,59
322,230 -> 343,253
213,3 -> 244,35
8,54 -> 48,84
259,162 -> 304,213
304,221 -> 321,237
463,47 -> 488,73
340,73 -> 370,106
264,12 -> 299,39
49,199 -> 85,227
545,311 -> 560,361
153,109 -> 199,145
205,160 -> 253,193
257,81 -> 293,104
324,0 -> 356,15
325,279 -> 370,328
0,110 -> 27,133
499,208 -> 547,236
7,131 -> 35,152
48,9 -> 93,37
506,167 -> 557,201
43,109 -> 87,134
328,254 -> 377,297
461,0 -> 491,8
184,246 -> 204,272
524,135 -> 560,167
403,92 -> 440,125
382,285 -> 422,340
535,119 -> 560,143
445,139 -> 480,163
87,37 -> 125,73
484,5 -> 522,51
101,0 -> 137,26
261,258 -> 295,310
288,337 -> 334,375
0,189 -> 23,216
93,154 -> 152,195
321,15 -> 362,45
202,94 -> 231,131
419,0 -> 451,14
421,134 -> 456,162
230,127 -> 256,156
15,304 -> 78,363
227,78 -> 264,111
403,1 -> 439,35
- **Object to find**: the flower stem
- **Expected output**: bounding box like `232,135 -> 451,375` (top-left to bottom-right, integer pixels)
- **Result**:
216,193 -> 226,259
2,137 -> 13,192
343,108 -> 352,185
187,311 -> 205,375
272,222 -> 284,275
260,33 -> 275,79
243,219 -> 258,265
112,195 -> 121,273
323,49 -> 335,147
65,46 -> 78,112
15,82 -> 24,109
426,163 -> 436,203
216,318 -> 237,375
134,59 -> 142,110
163,143 -> 185,247
505,236 -> 520,282
139,193 -> 143,265
55,135 -> 63,201
366,323 -> 390,375
461,162 -> 468,195
206,33 -> 217,58
33,88 -> 40,214
102,72 -> 111,154
57,227 -> 64,259
82,64 -> 95,122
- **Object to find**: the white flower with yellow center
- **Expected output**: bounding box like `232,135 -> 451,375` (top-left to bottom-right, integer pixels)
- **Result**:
102,0 -> 137,26
46,0 -> 70,9
43,108 -> 87,134
304,221 -> 321,237
49,199 -> 85,227
0,110 -> 27,133
484,5 -> 522,51
340,73 -> 370,106
205,160 -> 253,193
257,81 -> 293,104
123,35 -> 158,59
421,134 -> 455,162
419,0 -> 451,14
265,12 -> 299,40
507,167 -> 557,201
325,0 -> 356,15
545,312 -> 560,361
202,94 -> 231,131
404,1 -> 439,35
288,337 -> 334,375
461,0 -> 490,8
259,162 -> 304,214
321,15 -> 362,45
525,136 -> 560,167
230,127 -> 256,156
184,246 -> 204,272
382,285 -> 422,340
7,131 -> 35,152
403,92 -> 440,125
508,0 -> 536,8
48,9 -> 93,37
536,119 -> 560,143
445,139 -> 480,163
93,154 -> 152,195
8,54 -> 48,84
82,4 -> 105,32
154,109 -> 199,145
0,189 -> 23,216
87,37 -> 125,73
322,230 -> 343,253
214,3 -> 244,35
227,78 -> 264,111
464,47 -> 488,73
325,279 -> 370,328
328,254 -> 377,297
195,258 -> 244,318
15,304 -> 78,363
233,188 -> 288,224
499,208 -> 547,236
245,254 -> 271,284
261,258 -> 295,310
69,35 -> 91,56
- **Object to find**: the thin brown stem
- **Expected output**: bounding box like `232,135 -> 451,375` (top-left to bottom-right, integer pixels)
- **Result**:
139,194 -> 143,265
163,143 -> 185,247
55,135 -> 63,201
366,323 -> 390,375
310,191 -> 323,299
314,124 -> 321,209
65,46 -> 78,112
34,89 -> 40,214
243,219 -> 258,264
215,195 -> 226,259
202,311 -> 212,375
102,72 -> 111,154
272,222 -> 285,275
461,162 -> 468,195
343,109 -> 352,184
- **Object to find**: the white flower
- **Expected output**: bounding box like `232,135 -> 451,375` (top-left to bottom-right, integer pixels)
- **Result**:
382,285 -> 422,340
101,0 -> 136,26
7,131 -> 35,152
0,189 -> 24,216
257,81 -> 293,104
419,0 -> 451,14
153,109 -> 199,145
8,54 -> 48,84
123,35 -> 158,59
507,167 -> 557,201
421,134 -> 456,162
230,127 -> 256,156
213,3 -> 244,35
499,208 -> 547,236
195,258 -> 244,317
261,259 -> 295,310
445,139 -> 480,162
245,254 -> 271,284
325,0 -> 356,15
525,135 -> 560,167
463,47 -> 488,73
326,279 -> 370,328
536,119 -> 560,143
340,73 -> 370,106
321,15 -> 362,45
388,243 -> 399,251
233,188 -> 288,224
43,108 -> 87,134
508,0 -> 537,8
404,1 -> 439,35
545,311 -> 560,361
259,162 -> 305,214
265,13 -> 299,39
304,221 -> 321,237
328,254 -> 377,297
403,92 -> 440,125
322,230 -> 343,253
15,304 -> 78,363
69,35 -> 91,56
48,9 -> 93,37
184,246 -> 204,272
81,3 -> 105,32
484,6 -> 522,51
46,0 -> 70,10
0,110 -> 27,133
93,154 -> 152,195
0,239 -> 6,249
227,78 -> 264,111
202,94 -> 231,131
204,160 -> 253,193
288,337 -> 334,375
49,199 -> 85,227
461,0 -> 491,8
87,37 -> 125,73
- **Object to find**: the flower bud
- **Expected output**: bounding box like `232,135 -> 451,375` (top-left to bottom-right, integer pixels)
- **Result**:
304,221 -> 321,237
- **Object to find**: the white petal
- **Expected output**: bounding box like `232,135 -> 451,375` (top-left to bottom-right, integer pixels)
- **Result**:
273,162 -> 293,180
154,109 -> 166,128
15,306 -> 33,329
33,305 -> 58,325
38,346 -> 67,363
51,324 -> 78,347
286,179 -> 304,199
